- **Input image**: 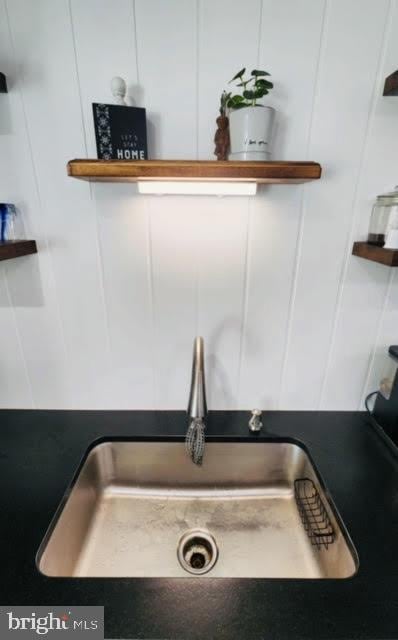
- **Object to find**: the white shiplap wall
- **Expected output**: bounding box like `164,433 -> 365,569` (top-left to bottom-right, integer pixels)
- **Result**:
0,0 -> 397,410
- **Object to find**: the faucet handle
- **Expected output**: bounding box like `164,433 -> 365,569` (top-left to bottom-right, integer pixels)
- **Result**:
249,409 -> 263,432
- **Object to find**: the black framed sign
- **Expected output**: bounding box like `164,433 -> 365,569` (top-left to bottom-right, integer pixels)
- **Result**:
92,103 -> 148,160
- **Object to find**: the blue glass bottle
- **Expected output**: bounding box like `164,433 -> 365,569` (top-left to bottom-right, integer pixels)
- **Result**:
0,203 -> 17,242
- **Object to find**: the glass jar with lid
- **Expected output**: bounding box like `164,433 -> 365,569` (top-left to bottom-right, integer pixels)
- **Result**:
368,187 -> 398,246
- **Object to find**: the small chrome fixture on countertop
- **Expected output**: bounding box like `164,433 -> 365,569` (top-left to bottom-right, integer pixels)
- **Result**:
249,408 -> 263,432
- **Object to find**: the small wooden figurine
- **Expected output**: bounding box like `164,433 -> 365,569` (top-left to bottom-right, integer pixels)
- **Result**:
214,91 -> 230,161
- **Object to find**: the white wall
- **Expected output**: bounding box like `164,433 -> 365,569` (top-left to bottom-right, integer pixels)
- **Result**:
0,0 -> 397,410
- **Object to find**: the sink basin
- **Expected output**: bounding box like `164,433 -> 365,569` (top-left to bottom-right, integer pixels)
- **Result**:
37,440 -> 358,578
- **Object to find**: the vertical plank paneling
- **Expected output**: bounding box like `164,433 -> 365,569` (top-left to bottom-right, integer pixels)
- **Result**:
321,0 -> 396,409
1,0 -> 72,407
135,0 -> 198,407
71,0 -> 154,407
82,185 -> 155,407
1,0 -> 397,410
7,0 -> 111,407
196,197 -> 249,408
358,1 -> 398,404
70,0 -> 138,158
280,0 -> 390,409
196,0 -> 261,407
135,0 -> 197,159
149,198 -> 198,408
239,0 -> 326,408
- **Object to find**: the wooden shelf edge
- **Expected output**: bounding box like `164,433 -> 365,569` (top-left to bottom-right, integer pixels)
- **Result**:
383,70 -> 398,96
352,241 -> 398,267
67,159 -> 322,184
0,72 -> 7,93
0,240 -> 37,262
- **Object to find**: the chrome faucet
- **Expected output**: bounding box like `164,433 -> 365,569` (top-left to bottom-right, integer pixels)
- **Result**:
186,336 -> 207,465
188,336 -> 207,420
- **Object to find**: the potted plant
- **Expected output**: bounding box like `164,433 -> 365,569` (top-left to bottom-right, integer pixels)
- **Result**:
226,67 -> 274,161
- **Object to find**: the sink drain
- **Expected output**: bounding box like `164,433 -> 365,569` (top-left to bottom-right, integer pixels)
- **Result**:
177,529 -> 218,575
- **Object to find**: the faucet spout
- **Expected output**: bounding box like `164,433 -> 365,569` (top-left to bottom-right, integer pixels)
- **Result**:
186,337 -> 207,465
187,336 -> 207,420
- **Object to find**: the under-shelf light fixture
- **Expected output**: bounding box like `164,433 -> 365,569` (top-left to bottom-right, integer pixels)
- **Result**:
137,180 -> 257,196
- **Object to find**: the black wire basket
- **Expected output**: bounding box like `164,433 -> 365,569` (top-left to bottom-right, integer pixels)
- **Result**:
294,478 -> 335,550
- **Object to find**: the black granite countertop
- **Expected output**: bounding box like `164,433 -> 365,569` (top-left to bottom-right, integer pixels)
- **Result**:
1,410 -> 397,640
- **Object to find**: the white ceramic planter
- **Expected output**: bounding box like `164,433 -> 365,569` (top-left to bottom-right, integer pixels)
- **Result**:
228,105 -> 275,161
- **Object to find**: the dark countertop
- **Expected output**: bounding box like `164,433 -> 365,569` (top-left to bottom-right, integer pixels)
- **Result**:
1,410 -> 398,640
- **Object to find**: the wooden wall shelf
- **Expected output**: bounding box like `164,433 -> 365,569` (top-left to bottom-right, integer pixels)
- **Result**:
67,159 -> 322,184
352,241 -> 398,267
0,240 -> 37,262
0,72 -> 7,93
383,70 -> 398,96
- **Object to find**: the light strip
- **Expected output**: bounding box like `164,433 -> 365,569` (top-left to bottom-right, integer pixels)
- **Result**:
137,180 -> 257,196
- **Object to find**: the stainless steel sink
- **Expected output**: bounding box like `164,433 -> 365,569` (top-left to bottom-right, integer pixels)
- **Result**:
37,440 -> 358,579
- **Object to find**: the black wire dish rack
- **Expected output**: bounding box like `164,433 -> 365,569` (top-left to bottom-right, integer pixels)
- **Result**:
294,478 -> 335,550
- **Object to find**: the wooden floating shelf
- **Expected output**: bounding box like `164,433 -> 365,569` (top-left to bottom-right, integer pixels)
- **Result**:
383,70 -> 398,96
352,241 -> 398,267
0,240 -> 37,262
0,72 -> 7,93
67,159 -> 322,184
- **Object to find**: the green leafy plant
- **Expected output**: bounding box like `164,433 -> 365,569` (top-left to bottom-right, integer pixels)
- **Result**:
227,67 -> 273,109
